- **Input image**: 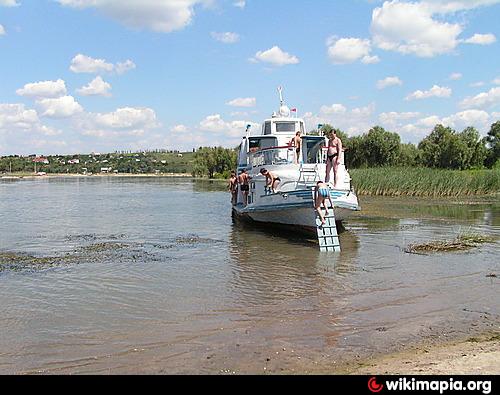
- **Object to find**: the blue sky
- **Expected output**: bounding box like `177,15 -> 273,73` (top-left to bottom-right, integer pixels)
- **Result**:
0,0 -> 499,155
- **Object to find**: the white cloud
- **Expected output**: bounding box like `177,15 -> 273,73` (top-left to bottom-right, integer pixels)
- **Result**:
361,55 -> 381,64
406,85 -> 452,100
252,46 -> 299,66
320,104 -> 347,115
379,111 -> 420,126
211,31 -> 240,44
70,54 -> 114,74
470,81 -> 485,88
463,33 -> 497,45
115,60 -> 136,75
92,107 -> 159,130
327,37 -> 377,64
0,104 -> 39,131
422,0 -> 500,13
377,76 -> 403,89
226,97 -> 256,108
0,0 -> 19,6
70,54 -> 135,74
16,79 -> 67,99
493,77 -> 500,85
57,0 -> 207,33
233,0 -> 245,9
449,72 -> 462,80
0,103 -> 62,139
76,76 -> 112,97
0,24 -> 5,36
371,1 -> 462,57
37,96 -> 84,118
442,110 -> 490,129
171,124 -> 187,133
460,87 -> 500,109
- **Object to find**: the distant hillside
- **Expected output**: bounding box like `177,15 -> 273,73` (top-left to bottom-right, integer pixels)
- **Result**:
0,151 -> 196,175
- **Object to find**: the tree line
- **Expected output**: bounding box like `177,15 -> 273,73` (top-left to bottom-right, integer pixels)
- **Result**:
322,121 -> 499,170
192,121 -> 499,179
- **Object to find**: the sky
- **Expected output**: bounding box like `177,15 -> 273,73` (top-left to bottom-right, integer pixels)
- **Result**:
0,0 -> 499,155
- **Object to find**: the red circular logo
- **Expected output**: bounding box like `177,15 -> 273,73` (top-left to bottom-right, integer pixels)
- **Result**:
368,377 -> 384,393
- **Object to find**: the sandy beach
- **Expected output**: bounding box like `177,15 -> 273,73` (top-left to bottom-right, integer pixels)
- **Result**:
346,333 -> 500,375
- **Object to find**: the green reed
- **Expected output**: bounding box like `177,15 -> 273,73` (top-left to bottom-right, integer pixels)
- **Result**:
350,167 -> 500,197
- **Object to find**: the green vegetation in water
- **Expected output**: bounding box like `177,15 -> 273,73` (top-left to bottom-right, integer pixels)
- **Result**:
405,232 -> 496,254
351,167 -> 500,197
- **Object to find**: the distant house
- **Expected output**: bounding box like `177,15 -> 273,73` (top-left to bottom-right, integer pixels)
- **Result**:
100,167 -> 112,173
33,157 -> 49,164
68,159 -> 80,165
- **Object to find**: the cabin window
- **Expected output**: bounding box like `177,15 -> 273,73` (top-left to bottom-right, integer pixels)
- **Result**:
305,137 -> 326,164
248,137 -> 278,152
275,122 -> 296,133
263,122 -> 272,135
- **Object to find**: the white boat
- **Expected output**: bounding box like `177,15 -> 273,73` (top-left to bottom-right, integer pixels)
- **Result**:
232,88 -> 360,236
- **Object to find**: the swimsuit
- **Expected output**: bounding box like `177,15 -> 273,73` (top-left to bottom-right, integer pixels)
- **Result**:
319,188 -> 329,198
327,152 -> 338,162
240,184 -> 250,192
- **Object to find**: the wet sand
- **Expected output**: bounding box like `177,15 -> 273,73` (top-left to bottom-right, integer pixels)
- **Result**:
346,333 -> 500,375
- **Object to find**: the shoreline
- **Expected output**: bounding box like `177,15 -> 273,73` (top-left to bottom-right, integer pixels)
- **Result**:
341,332 -> 500,375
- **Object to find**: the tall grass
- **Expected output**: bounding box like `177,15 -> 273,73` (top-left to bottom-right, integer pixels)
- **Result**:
350,167 -> 500,197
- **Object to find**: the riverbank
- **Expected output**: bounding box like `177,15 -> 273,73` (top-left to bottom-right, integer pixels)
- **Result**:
5,167 -> 499,198
344,333 -> 500,375
351,167 -> 500,197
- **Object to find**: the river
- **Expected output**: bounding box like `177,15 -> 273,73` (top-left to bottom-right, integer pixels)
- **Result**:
0,177 -> 498,374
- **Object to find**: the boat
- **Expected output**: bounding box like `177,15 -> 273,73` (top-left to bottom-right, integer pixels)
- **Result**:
232,88 -> 360,236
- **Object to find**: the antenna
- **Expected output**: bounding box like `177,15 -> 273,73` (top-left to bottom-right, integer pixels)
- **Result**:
278,86 -> 284,105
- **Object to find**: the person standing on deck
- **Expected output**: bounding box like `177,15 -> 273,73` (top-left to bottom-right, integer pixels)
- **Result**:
238,169 -> 251,206
228,171 -> 238,206
290,131 -> 302,164
325,129 -> 343,187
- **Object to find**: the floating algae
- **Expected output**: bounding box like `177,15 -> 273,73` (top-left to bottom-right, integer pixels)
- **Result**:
405,232 -> 496,254
0,241 -> 167,273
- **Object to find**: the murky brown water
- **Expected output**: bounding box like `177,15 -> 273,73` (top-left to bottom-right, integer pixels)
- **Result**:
0,177 -> 498,374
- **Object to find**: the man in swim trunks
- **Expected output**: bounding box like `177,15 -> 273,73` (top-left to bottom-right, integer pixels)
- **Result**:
238,169 -> 251,206
291,131 -> 302,164
325,129 -> 343,186
260,168 -> 281,194
314,181 -> 334,225
228,171 -> 238,205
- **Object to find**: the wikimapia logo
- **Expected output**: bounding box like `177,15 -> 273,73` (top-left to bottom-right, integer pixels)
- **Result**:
367,377 -> 492,394
368,377 -> 384,393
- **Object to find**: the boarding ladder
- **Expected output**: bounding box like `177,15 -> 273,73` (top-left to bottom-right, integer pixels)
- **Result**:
297,164 -> 321,188
312,189 -> 341,252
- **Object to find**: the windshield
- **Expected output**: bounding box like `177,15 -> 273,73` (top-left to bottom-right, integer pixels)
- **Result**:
275,122 -> 296,133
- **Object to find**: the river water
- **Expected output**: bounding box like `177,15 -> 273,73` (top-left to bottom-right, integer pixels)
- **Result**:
0,177 -> 498,374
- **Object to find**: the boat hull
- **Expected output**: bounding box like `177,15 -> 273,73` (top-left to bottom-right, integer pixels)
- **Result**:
232,189 -> 359,236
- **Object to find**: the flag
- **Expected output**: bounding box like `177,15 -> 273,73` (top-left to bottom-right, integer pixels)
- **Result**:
290,108 -> 297,112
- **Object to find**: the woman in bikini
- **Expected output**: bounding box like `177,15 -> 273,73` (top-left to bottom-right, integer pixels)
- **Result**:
325,129 -> 343,186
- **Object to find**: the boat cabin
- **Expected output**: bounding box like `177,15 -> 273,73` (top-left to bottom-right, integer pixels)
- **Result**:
237,117 -> 326,171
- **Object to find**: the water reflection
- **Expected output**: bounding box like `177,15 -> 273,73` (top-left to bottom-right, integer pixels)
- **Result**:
226,219 -> 360,309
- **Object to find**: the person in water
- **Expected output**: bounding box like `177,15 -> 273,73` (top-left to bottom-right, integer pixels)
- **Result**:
290,131 -> 302,164
238,169 -> 251,206
260,168 -> 281,194
325,129 -> 343,186
314,181 -> 334,226
228,171 -> 238,205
